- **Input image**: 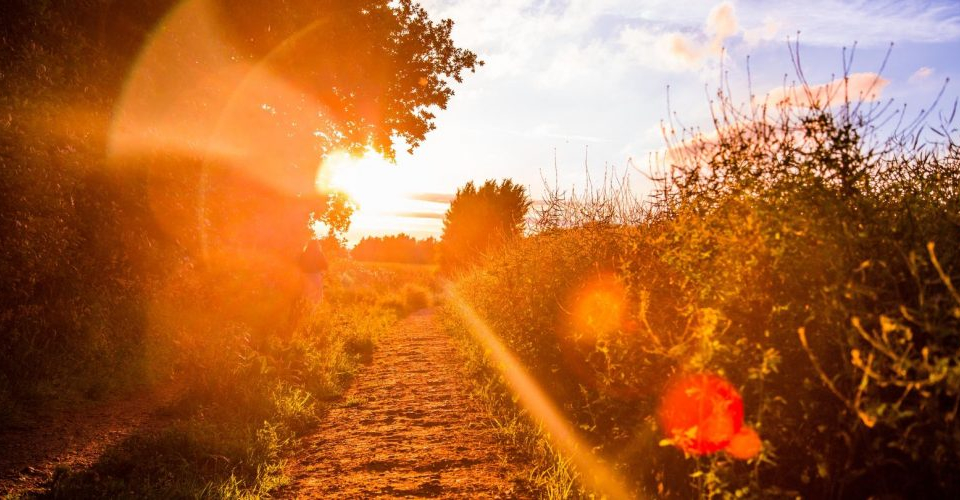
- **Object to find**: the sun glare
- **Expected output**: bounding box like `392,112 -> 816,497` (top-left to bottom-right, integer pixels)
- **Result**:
314,149 -> 443,243
315,150 -> 400,212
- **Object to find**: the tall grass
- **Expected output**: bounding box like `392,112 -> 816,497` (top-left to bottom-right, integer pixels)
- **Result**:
446,56 -> 960,498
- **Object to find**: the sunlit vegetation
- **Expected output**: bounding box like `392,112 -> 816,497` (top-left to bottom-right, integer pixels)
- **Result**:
445,62 -> 960,497
0,0 -> 475,415
4,0 -> 960,497
40,261 -> 436,498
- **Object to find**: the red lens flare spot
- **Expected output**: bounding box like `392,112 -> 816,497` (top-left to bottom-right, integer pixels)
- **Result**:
658,373 -> 745,455
725,425 -> 762,460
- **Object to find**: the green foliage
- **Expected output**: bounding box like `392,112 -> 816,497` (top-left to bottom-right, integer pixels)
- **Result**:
448,66 -> 960,498
439,179 -> 531,273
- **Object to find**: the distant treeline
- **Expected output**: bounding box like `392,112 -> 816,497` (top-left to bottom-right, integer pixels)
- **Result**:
351,234 -> 437,264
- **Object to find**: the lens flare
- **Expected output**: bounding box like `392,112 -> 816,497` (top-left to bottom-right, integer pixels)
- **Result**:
659,373 -> 752,456
725,426 -> 762,460
446,285 -> 637,500
568,272 -> 628,338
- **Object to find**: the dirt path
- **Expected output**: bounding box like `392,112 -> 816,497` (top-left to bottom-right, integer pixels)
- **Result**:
282,308 -> 530,499
0,381 -> 182,497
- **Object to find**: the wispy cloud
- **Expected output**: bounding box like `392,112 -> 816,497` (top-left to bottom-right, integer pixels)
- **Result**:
749,0 -> 960,46
423,0 -> 960,80
641,1 -> 742,71
743,17 -> 781,46
531,123 -> 611,143
707,2 -> 739,51
410,193 -> 455,204
395,211 -> 447,220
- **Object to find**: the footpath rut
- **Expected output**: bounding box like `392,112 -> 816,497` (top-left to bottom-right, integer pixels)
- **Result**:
282,308 -> 529,499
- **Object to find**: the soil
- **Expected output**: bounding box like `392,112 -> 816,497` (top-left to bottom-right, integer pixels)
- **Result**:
0,381 -> 182,497
280,308 -> 531,499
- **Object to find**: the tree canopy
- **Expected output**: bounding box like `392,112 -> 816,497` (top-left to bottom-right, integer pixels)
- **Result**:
212,0 -> 482,159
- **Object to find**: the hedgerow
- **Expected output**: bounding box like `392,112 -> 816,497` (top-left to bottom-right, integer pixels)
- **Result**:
449,54 -> 960,498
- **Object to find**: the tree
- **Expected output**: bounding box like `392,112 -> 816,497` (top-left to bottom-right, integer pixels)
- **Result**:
312,192 -> 355,242
0,0 -> 480,400
439,179 -> 531,272
111,0 -> 483,162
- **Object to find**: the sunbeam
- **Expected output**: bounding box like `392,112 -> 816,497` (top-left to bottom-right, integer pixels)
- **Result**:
445,284 -> 637,500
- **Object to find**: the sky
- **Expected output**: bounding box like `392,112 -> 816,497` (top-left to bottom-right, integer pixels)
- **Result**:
333,0 -> 960,244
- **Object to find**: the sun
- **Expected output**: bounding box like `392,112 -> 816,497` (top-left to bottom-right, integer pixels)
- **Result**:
315,149 -> 401,213
313,148 -> 448,245
314,148 -> 433,243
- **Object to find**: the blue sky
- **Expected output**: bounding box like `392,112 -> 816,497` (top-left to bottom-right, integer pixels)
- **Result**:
340,0 -> 960,243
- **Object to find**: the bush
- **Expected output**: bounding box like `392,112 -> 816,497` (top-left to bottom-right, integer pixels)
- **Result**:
352,234 -> 437,264
447,60 -> 960,498
402,284 -> 431,311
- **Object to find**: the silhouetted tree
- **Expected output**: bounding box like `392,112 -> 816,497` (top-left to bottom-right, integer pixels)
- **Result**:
312,192 -> 355,241
439,179 -> 530,272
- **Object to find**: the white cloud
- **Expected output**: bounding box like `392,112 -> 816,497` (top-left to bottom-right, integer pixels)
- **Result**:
618,27 -> 700,72
743,18 -> 781,46
707,2 -> 739,40
421,0 -> 960,87
909,66 -> 935,83
617,2 -> 743,74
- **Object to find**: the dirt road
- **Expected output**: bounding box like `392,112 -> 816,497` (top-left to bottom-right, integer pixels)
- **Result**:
0,382 -> 182,496
282,308 -> 530,498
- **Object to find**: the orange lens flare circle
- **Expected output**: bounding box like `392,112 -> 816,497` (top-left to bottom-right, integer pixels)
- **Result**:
659,373 -> 760,458
555,272 -> 642,400
569,274 -> 627,336
561,272 -> 629,350
726,425 -> 762,460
